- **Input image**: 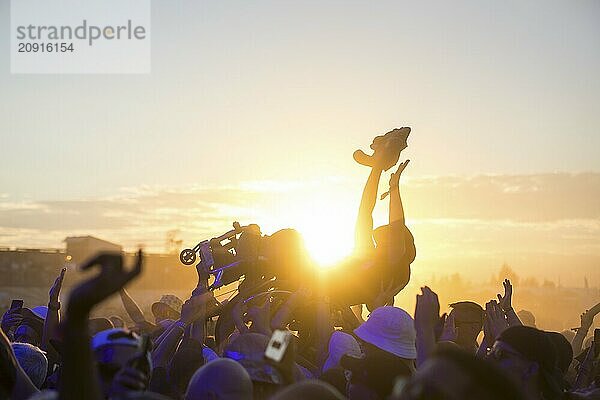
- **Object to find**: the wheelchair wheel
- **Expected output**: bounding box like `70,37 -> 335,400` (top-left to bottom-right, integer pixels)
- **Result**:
179,248 -> 197,265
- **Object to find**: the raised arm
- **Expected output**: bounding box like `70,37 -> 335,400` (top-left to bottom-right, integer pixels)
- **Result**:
496,279 -> 522,327
60,251 -> 142,400
476,300 -> 510,359
188,291 -> 217,346
42,268 -> 66,352
354,167 -> 383,254
572,303 -> 600,356
151,323 -> 185,369
119,288 -> 148,326
377,160 -> 414,288
151,295 -> 208,368
414,286 -> 440,368
387,160 -> 409,225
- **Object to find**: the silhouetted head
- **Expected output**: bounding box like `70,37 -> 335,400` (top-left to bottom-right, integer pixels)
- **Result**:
224,333 -> 285,399
92,328 -> 146,395
545,331 -> 573,376
343,349 -> 413,400
185,358 -> 253,400
345,307 -> 416,399
448,301 -> 484,350
398,347 -> 527,400
260,229 -> 312,280
487,326 -> 562,399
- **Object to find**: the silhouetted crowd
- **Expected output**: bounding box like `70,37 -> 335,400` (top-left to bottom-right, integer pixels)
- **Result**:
1,129 -> 599,399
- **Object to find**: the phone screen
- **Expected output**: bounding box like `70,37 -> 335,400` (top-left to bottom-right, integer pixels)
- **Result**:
265,329 -> 291,363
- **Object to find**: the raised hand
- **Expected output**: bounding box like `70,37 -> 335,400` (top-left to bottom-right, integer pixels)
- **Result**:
414,286 -> 440,332
579,302 -> 600,330
389,160 -> 410,187
439,313 -> 458,342
571,302 -> 600,360
179,291 -> 215,326
67,251 -> 143,317
496,279 -> 513,312
49,268 -> 67,305
484,300 -> 509,341
580,310 -> 594,331
381,160 -> 410,200
1,310 -> 23,336
414,286 -> 440,367
42,267 -> 67,352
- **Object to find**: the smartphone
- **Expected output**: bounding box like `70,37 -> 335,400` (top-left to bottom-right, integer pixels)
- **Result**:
10,299 -> 24,311
265,329 -> 292,363
594,328 -> 600,358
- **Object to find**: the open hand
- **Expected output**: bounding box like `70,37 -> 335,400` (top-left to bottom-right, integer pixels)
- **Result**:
380,160 -> 410,200
439,313 -> 458,342
484,300 -> 509,341
496,279 -> 513,312
414,286 -> 440,332
581,310 -> 594,330
67,251 -> 143,318
49,267 -> 66,304
389,160 -> 410,187
1,310 -> 23,335
180,292 -> 215,326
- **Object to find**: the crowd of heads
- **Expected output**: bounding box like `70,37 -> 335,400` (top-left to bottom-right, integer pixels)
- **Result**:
3,271 -> 599,400
1,130 -> 600,400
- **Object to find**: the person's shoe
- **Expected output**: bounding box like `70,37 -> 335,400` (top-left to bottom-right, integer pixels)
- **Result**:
353,127 -> 411,171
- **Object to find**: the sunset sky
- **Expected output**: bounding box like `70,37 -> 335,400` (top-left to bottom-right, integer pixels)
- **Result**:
1,1 -> 599,286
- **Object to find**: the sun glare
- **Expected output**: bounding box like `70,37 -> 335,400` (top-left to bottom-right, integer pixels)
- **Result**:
294,209 -> 356,268
253,180 -> 364,269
